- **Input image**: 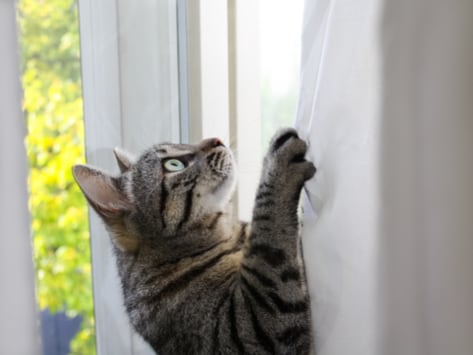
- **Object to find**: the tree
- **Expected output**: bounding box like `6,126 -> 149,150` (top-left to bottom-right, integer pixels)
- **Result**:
17,0 -> 96,353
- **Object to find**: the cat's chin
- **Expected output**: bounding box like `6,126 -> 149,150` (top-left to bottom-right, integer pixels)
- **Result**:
199,168 -> 236,213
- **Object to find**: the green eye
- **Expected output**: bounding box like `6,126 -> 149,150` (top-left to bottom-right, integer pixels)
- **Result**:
163,159 -> 186,172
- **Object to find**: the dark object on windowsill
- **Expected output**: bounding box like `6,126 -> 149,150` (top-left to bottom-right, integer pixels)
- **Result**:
40,308 -> 82,355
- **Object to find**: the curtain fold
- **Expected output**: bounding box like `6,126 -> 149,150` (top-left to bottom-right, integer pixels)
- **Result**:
0,1 -> 40,354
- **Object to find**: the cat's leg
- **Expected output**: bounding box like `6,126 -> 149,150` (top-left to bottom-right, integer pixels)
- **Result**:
234,128 -> 315,354
247,127 -> 315,263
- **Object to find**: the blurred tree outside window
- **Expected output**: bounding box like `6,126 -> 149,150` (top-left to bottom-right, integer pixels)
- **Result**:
17,0 -> 96,353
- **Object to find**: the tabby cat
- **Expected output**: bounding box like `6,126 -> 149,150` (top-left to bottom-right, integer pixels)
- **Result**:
73,128 -> 316,354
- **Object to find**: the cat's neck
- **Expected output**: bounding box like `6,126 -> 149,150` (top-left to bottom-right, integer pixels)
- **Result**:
118,210 -> 243,266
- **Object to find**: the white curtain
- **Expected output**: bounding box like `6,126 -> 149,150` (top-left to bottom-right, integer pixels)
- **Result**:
296,0 -> 473,354
296,0 -> 379,353
0,1 -> 40,354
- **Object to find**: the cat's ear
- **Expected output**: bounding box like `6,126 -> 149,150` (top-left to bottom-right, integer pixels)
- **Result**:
113,147 -> 135,173
72,165 -> 132,220
73,165 -> 140,253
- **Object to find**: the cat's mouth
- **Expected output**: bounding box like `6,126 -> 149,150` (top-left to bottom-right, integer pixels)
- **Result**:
206,147 -> 234,177
194,147 -> 236,212
206,147 -> 236,192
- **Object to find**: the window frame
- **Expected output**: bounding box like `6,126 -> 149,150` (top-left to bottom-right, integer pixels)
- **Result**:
78,0 -> 261,353
79,0 -> 180,353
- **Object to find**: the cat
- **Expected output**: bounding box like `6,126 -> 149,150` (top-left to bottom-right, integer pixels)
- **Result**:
73,128 -> 316,354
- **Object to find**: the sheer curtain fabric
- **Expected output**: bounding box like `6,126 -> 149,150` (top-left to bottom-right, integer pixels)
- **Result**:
296,0 -> 473,354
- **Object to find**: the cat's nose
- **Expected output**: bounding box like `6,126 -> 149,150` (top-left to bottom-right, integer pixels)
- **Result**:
210,138 -> 224,147
201,137 -> 225,151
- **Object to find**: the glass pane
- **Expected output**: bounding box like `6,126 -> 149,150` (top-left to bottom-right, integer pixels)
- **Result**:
259,0 -> 304,146
17,0 -> 96,354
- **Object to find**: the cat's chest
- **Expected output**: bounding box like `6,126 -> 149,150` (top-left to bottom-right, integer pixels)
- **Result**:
126,280 -> 225,341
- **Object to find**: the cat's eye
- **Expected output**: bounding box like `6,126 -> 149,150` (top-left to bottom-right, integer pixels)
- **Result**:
163,159 -> 186,172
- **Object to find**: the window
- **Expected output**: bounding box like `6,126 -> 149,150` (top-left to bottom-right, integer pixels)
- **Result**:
259,0 -> 304,145
18,0 -> 304,353
181,0 -> 303,220
79,0 -> 180,352
18,0 -> 95,353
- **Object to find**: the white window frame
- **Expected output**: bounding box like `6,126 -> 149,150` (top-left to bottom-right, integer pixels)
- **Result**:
1,1 -> 40,353
79,0 -> 180,353
182,0 -> 262,220
79,0 -> 261,353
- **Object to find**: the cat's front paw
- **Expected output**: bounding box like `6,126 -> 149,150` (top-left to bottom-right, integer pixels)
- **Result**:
265,128 -> 316,186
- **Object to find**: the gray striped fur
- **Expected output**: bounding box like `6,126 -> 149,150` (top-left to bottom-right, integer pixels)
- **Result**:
73,128 -> 316,354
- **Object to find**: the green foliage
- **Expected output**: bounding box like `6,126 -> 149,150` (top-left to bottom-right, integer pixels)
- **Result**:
18,0 -> 96,353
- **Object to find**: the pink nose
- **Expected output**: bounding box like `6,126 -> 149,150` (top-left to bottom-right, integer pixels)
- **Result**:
210,138 -> 224,147
200,137 -> 225,152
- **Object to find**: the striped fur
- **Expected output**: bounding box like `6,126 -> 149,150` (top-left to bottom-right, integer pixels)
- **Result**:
73,129 -> 316,354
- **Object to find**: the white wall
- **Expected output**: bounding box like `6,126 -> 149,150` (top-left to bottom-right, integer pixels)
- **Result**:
0,1 -> 40,354
379,1 -> 473,354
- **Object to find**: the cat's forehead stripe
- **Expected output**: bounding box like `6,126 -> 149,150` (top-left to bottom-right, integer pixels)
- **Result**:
157,144 -> 193,157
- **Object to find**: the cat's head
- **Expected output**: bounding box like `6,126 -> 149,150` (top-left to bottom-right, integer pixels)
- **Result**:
73,138 -> 236,253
